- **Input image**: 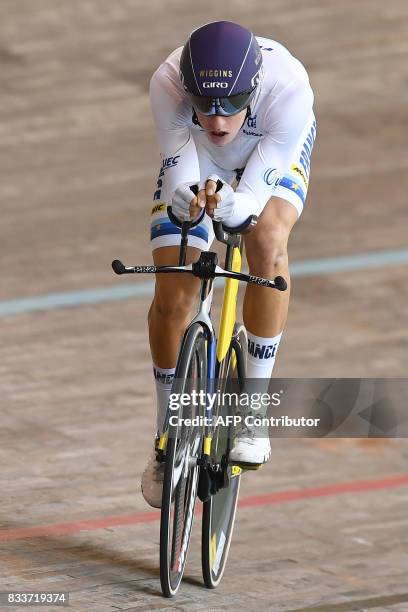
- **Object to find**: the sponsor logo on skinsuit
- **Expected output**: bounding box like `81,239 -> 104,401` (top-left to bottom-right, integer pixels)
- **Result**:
153,179 -> 163,201
153,156 -> 180,200
263,168 -> 281,187
299,120 -> 317,179
151,203 -> 166,215
248,340 -> 278,359
291,164 -> 308,188
243,129 -> 263,137
162,155 -> 180,169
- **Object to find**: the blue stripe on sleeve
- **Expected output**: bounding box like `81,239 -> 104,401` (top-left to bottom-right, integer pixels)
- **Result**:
278,177 -> 306,204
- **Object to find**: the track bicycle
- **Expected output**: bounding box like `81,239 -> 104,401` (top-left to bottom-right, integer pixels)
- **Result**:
112,205 -> 286,597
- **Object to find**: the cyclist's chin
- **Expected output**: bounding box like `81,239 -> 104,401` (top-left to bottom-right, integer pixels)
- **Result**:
206,131 -> 236,146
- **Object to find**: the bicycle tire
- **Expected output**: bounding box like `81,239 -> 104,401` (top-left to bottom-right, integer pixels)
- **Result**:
201,323 -> 247,588
160,322 -> 207,597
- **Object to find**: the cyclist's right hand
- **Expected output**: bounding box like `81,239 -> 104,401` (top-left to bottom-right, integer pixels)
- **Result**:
171,183 -> 201,222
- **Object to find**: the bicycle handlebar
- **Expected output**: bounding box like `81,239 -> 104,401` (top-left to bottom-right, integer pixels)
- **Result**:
111,258 -> 287,291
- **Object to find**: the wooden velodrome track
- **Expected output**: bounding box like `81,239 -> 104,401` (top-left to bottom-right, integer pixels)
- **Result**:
1,1 -> 408,610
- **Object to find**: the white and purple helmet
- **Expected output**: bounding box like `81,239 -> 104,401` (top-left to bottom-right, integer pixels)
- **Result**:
180,21 -> 262,116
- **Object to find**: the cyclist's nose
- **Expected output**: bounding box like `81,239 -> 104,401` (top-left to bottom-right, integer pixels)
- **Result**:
207,115 -> 228,131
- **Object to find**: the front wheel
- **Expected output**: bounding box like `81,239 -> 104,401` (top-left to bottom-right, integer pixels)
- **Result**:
160,323 -> 207,597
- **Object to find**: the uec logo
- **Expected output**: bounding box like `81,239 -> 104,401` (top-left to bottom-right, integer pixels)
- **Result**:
263,168 -> 281,186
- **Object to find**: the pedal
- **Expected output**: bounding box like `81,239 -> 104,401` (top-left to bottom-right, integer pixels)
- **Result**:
155,448 -> 166,462
155,432 -> 167,461
228,460 -> 264,471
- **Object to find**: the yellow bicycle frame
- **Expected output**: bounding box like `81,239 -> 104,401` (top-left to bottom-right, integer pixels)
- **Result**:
216,246 -> 242,362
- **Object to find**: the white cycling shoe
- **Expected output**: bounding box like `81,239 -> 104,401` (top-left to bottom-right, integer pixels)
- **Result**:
141,451 -> 164,508
229,425 -> 271,469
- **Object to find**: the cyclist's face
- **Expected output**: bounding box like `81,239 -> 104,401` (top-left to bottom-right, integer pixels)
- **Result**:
195,109 -> 247,146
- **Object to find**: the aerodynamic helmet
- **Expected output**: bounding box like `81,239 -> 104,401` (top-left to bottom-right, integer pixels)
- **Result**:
179,21 -> 262,116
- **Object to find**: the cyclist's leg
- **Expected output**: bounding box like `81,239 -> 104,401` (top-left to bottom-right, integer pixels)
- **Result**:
227,198 -> 297,467
149,205 -> 214,430
243,111 -> 317,377
230,113 -> 317,466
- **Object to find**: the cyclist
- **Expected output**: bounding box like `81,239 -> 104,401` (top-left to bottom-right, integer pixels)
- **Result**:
143,21 -> 316,507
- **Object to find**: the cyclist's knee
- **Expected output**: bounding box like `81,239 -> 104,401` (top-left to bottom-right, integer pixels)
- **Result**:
152,281 -> 197,322
149,245 -> 201,325
246,227 -> 288,274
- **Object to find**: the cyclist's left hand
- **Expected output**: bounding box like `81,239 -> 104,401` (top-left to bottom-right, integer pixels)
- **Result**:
198,175 -> 235,221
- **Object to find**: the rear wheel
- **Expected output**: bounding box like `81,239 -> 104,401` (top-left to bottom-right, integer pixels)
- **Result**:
160,323 -> 207,597
201,324 -> 246,588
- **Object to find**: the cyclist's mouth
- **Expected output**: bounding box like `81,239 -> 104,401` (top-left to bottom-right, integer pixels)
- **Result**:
208,130 -> 229,145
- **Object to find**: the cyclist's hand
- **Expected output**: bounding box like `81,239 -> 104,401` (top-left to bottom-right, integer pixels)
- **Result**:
192,178 -> 222,218
171,183 -> 200,221
204,175 -> 235,221
197,178 -> 220,218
